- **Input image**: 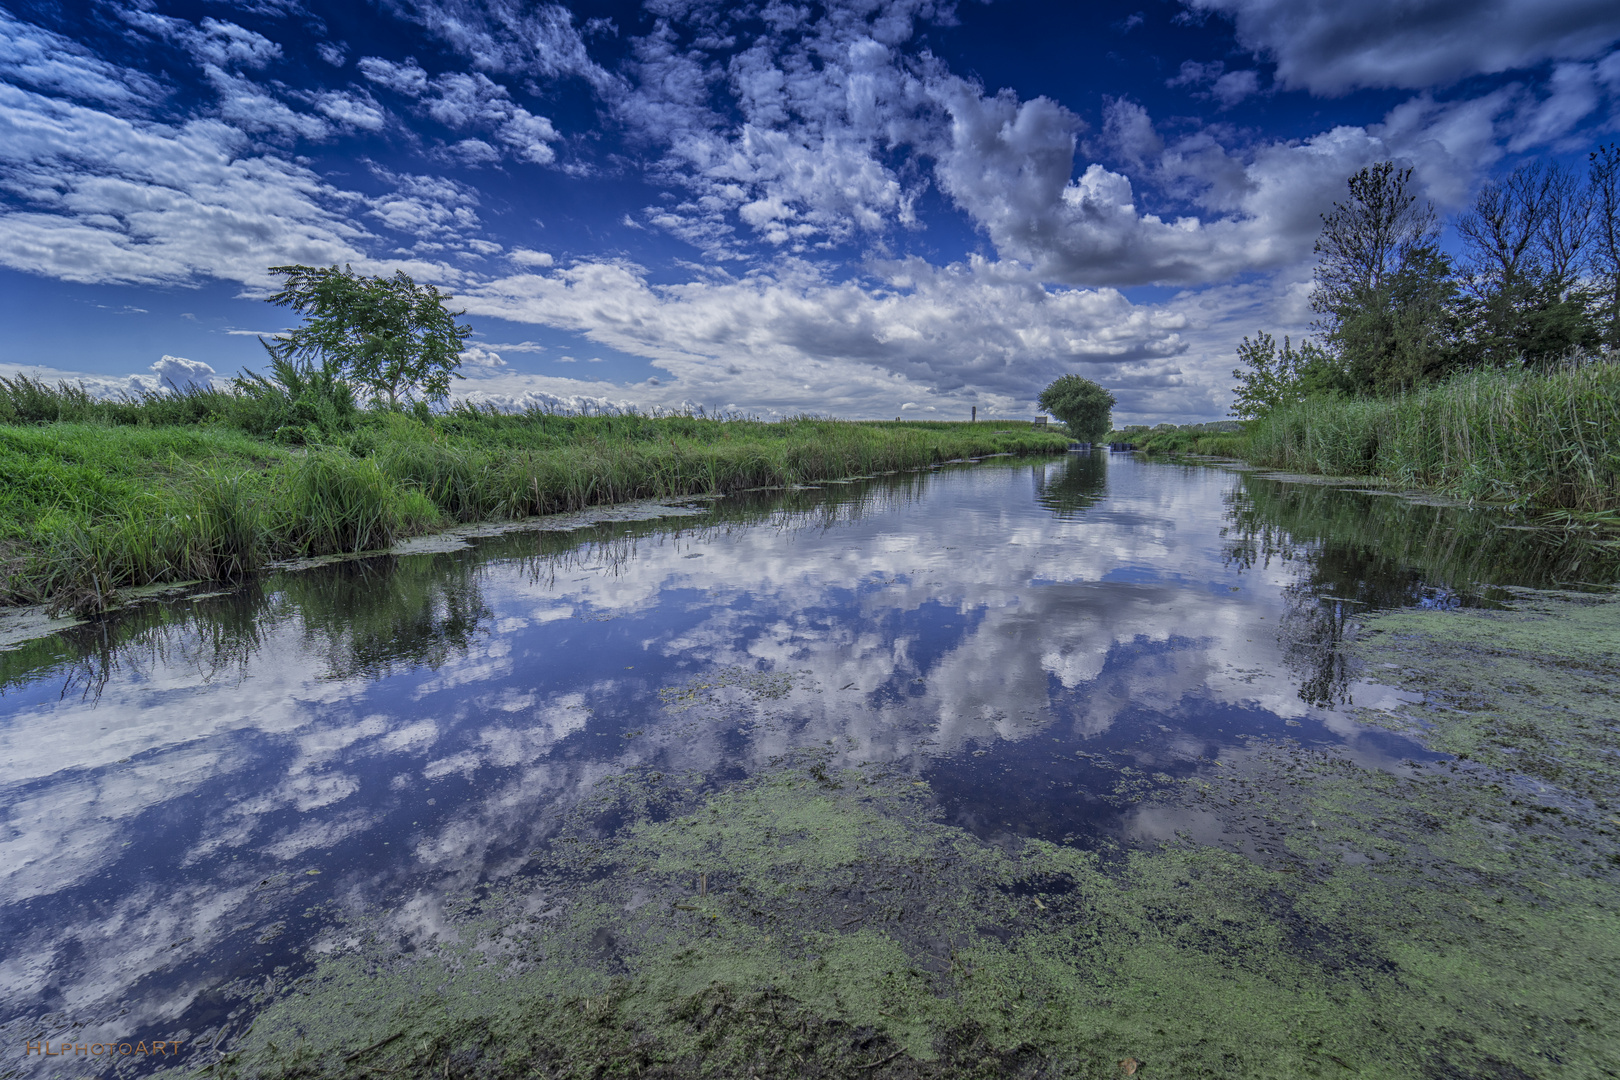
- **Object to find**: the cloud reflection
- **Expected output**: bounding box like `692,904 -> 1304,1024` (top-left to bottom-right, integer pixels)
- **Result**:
0,455 -> 1552,1070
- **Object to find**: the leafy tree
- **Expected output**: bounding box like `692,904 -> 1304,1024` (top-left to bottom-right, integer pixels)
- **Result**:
1313,162 -> 1457,393
262,264 -> 472,407
1229,332 -> 1345,419
1038,375 -> 1116,442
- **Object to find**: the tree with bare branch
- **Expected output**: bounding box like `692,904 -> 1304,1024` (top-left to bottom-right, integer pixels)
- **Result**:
1312,162 -> 1456,393
1457,162 -> 1597,365
1590,144 -> 1620,350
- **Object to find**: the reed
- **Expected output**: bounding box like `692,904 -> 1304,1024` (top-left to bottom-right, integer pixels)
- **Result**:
1248,354 -> 1620,509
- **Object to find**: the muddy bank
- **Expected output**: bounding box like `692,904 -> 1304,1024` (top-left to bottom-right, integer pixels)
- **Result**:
178,590 -> 1620,1080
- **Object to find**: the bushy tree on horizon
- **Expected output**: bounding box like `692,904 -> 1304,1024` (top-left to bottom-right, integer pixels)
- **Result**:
1592,144 -> 1620,350
1038,375 -> 1116,442
261,264 -> 472,408
1456,161 -> 1600,366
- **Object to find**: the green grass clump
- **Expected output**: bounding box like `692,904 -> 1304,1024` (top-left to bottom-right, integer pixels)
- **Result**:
1248,355 -> 1620,508
0,405 -> 1068,613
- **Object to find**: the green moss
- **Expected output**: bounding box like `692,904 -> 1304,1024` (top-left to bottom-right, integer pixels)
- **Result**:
196,593 -> 1620,1080
1350,588 -> 1620,803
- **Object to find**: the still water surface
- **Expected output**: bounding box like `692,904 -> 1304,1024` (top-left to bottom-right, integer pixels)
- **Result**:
1,453 -> 1611,1070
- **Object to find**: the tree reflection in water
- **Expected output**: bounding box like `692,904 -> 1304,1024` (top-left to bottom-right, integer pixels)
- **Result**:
1033,450 -> 1107,518
1223,474 -> 1620,707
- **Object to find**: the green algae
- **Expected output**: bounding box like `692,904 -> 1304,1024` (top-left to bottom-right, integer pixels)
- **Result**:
1350,588 -> 1620,805
193,593 -> 1620,1080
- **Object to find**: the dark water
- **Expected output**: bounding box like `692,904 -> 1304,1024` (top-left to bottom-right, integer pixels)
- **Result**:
1,454 -> 1614,1072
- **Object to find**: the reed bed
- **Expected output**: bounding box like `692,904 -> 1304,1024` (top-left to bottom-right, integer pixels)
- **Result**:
1246,355 -> 1620,509
0,409 -> 1067,614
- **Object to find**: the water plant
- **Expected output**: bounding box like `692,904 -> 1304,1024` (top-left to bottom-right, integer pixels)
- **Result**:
204,586 -> 1620,1078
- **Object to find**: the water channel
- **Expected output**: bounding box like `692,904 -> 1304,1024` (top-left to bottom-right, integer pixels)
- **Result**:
2,453 -> 1616,1077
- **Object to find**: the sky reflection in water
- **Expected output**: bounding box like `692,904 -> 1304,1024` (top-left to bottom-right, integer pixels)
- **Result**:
1,453 -> 1612,1068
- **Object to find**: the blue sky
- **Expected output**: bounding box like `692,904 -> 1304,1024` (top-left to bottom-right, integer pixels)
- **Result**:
2,0 -> 1618,421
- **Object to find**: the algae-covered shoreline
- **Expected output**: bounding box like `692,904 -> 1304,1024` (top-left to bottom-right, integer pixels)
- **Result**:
189,588 -> 1620,1080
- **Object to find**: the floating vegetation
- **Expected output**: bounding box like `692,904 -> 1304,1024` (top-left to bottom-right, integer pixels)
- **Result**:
206,590 -> 1620,1079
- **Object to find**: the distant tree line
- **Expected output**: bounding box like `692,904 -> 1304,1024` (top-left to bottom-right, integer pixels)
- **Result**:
1232,146 -> 1620,418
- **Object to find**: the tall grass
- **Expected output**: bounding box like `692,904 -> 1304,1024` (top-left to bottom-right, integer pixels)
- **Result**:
1247,354 -> 1620,509
0,407 -> 1068,614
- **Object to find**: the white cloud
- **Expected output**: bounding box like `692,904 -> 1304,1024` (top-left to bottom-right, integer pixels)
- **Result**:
607,3 -> 941,253
358,58 -> 559,165
0,9 -> 164,108
1507,61 -> 1602,150
508,248 -> 553,267
459,254 -> 1191,418
147,355 -> 217,392
1168,60 -> 1225,89
1212,70 -> 1262,107
118,11 -> 285,72
314,89 -> 386,131
380,0 -> 619,92
457,344 -> 507,368
190,17 -> 284,70
936,75 -> 1562,289
366,169 -> 482,237
203,65 -> 331,139
1183,0 -> 1620,94
0,83 -> 452,288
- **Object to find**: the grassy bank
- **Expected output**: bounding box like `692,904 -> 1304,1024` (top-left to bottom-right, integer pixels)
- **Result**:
1109,423 -> 1248,457
1246,356 -> 1620,510
0,396 -> 1067,614
1115,357 -> 1620,513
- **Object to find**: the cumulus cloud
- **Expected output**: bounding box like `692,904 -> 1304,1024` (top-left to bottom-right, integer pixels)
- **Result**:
1183,0 -> 1620,94
461,254 -> 1191,417
934,73 -> 1581,288
457,344 -> 507,368
605,2 -> 944,253
460,387 -> 637,414
147,355 -> 217,392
